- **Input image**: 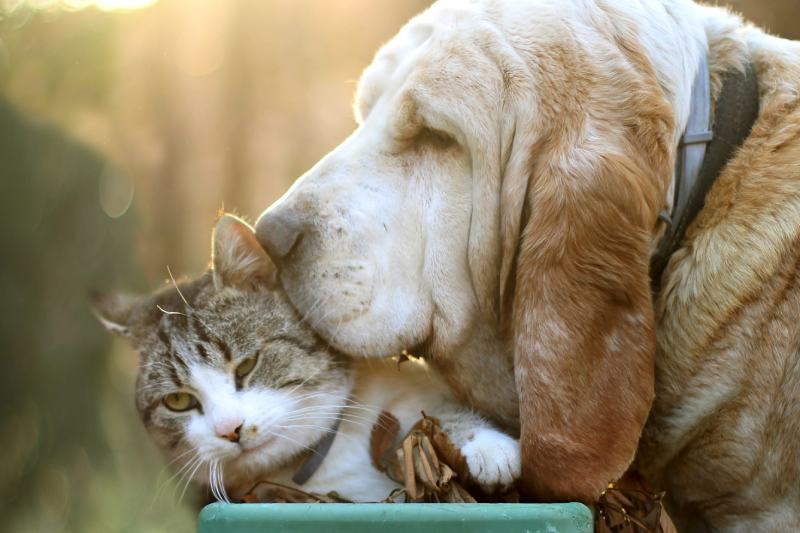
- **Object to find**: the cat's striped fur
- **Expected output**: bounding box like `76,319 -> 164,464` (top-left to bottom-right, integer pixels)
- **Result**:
94,214 -> 521,501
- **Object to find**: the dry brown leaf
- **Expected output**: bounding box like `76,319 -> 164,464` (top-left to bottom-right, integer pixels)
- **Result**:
417,413 -> 470,481
401,436 -> 419,499
659,509 -> 679,533
369,411 -> 401,471
595,484 -> 674,533
241,480 -> 352,503
380,413 -> 494,503
416,436 -> 439,490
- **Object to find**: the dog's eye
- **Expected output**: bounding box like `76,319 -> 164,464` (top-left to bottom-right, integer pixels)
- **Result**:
388,124 -> 456,156
280,378 -> 306,390
419,126 -> 455,147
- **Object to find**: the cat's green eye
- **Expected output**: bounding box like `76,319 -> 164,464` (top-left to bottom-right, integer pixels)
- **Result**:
235,355 -> 258,379
163,392 -> 199,412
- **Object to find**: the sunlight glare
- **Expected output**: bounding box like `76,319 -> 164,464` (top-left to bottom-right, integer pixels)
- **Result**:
14,0 -> 158,12
89,0 -> 157,10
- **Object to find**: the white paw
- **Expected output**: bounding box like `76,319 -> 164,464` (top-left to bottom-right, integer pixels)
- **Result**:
460,428 -> 521,491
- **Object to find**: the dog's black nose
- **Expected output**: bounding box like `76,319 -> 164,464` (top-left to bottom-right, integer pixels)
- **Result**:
255,205 -> 304,262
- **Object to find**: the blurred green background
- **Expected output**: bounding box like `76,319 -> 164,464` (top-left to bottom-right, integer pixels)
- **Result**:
0,1 -> 797,531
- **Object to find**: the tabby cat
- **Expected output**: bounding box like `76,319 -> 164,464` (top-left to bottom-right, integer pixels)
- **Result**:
93,214 -> 520,502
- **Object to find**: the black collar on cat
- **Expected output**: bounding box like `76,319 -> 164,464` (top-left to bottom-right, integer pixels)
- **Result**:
291,417 -> 342,485
650,57 -> 759,293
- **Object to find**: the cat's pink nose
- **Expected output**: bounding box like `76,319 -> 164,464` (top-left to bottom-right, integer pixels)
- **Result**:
214,418 -> 243,443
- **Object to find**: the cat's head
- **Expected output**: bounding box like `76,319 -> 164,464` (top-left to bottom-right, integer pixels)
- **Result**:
93,214 -> 352,499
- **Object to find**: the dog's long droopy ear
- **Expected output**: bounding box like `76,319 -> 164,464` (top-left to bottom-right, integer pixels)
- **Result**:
509,37 -> 675,502
212,214 -> 277,290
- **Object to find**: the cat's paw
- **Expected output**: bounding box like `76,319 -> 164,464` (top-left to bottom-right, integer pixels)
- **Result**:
460,428 -> 521,491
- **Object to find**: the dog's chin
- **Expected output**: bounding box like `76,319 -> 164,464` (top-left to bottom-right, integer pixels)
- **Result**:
277,253 -> 434,357
307,300 -> 432,359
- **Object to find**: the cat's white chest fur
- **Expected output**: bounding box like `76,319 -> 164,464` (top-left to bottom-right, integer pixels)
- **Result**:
271,358 -> 442,501
269,358 -> 520,502
295,420 -> 400,501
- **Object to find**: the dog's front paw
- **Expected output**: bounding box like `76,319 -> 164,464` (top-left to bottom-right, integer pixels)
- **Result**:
460,428 -> 521,491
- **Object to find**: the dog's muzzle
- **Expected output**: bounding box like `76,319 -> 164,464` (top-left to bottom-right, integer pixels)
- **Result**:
255,204 -> 306,263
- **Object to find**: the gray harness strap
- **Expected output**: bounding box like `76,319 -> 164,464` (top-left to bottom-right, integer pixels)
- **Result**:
650,57 -> 759,293
291,417 -> 342,485
675,55 -> 714,224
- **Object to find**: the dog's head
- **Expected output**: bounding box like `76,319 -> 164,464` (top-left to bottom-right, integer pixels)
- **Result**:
257,0 -> 683,501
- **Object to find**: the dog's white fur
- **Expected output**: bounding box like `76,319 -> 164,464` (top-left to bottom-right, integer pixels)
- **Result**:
257,1 -> 800,528
264,0 -> 710,417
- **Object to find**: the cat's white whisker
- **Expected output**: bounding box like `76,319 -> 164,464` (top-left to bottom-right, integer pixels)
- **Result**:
297,292 -> 333,327
263,429 -> 324,458
286,404 -> 383,420
342,401 -> 386,414
176,455 -> 206,504
286,390 -> 355,403
166,453 -> 202,489
300,293 -> 326,321
288,393 -> 349,404
213,462 -> 223,503
283,415 -> 371,427
214,461 -> 226,503
149,449 -> 199,509
167,265 -> 194,310
209,460 -> 229,503
307,299 -> 344,337
315,410 -> 397,431
284,375 -> 321,396
283,415 -> 375,431
284,408 -> 377,422
326,315 -> 347,356
157,447 -> 197,482
207,462 -> 216,501
286,407 -> 380,420
284,408 -> 376,420
155,304 -> 190,318
289,393 -> 385,414
274,424 -> 363,445
287,392 -> 342,404
219,462 -> 230,503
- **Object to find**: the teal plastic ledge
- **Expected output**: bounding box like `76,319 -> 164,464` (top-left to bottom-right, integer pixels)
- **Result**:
198,502 -> 593,533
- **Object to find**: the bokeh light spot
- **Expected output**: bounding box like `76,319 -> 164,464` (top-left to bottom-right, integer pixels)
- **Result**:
99,163 -> 135,219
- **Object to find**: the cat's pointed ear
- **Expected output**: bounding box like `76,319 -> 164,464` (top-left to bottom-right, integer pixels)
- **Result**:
212,214 -> 277,290
91,291 -> 141,338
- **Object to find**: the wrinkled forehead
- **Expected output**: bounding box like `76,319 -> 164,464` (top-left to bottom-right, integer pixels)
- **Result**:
354,3 -> 508,133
